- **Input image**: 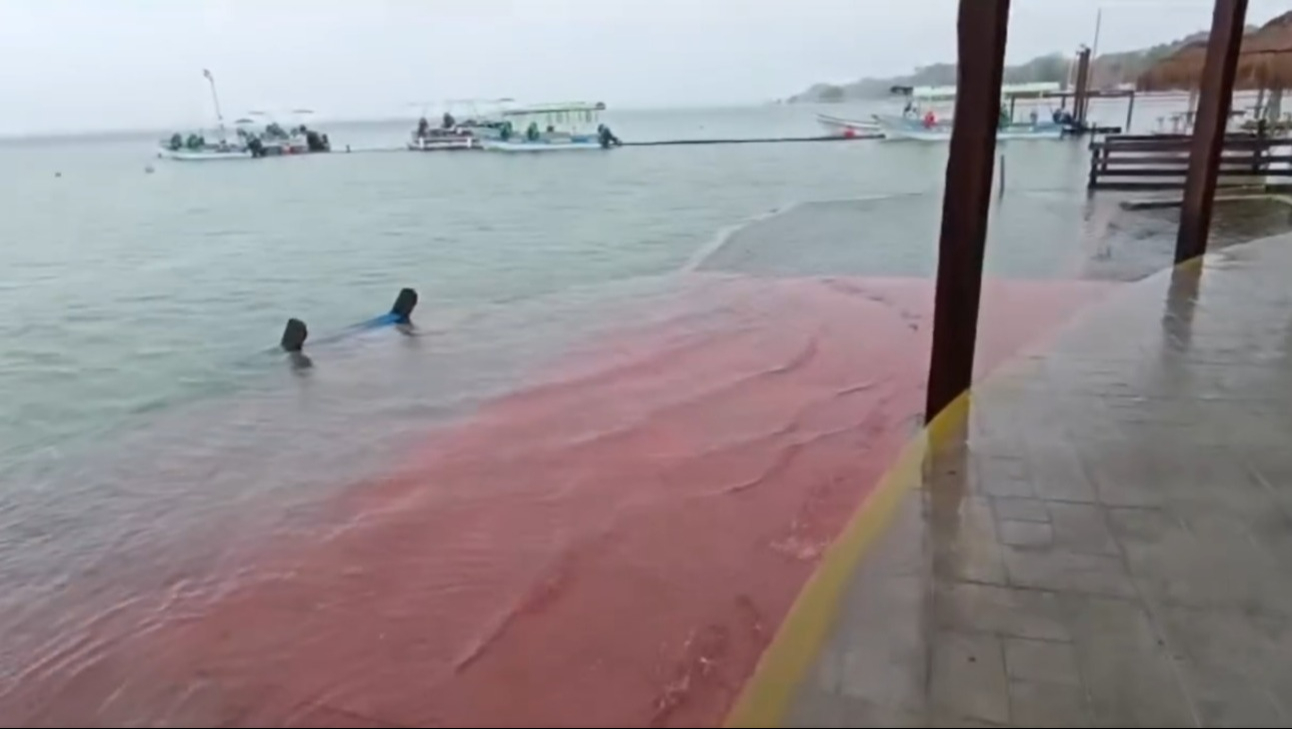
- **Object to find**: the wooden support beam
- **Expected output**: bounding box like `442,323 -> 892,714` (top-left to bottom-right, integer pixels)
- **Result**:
1073,47 -> 1092,126
1176,0 -> 1248,264
924,0 -> 1011,423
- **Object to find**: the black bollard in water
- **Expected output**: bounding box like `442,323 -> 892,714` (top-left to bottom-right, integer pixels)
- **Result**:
390,288 -> 418,324
281,318 -> 309,352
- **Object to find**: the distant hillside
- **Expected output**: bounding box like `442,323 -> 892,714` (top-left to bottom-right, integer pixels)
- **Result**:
789,29 -> 1230,103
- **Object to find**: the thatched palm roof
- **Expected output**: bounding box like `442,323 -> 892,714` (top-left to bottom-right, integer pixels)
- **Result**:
1139,11 -> 1292,91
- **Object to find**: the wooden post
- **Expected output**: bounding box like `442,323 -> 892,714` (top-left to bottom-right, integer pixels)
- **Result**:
1088,144 -> 1100,189
1073,47 -> 1092,127
924,0 -> 1011,423
1176,0 -> 1248,264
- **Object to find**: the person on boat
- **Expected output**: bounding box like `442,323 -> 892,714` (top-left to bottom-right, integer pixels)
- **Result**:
417,116 -> 430,139
168,133 -> 183,151
442,111 -> 456,129
998,105 -> 1010,127
903,100 -> 917,118
526,122 -> 540,142
1029,108 -> 1039,127
597,124 -> 622,148
922,110 -> 937,129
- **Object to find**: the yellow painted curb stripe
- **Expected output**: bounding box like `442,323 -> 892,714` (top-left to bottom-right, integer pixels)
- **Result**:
723,393 -> 971,728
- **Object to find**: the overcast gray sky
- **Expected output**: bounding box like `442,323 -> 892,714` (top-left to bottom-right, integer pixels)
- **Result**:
0,0 -> 1288,134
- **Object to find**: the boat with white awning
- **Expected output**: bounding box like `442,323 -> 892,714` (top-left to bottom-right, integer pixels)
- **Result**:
481,102 -> 621,151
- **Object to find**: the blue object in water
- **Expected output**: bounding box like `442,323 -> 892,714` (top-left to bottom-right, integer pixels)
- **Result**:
275,288 -> 417,354
357,312 -> 401,330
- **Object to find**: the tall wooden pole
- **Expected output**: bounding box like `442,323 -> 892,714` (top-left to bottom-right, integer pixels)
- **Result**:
924,0 -> 1011,423
1176,0 -> 1248,264
1073,47 -> 1092,127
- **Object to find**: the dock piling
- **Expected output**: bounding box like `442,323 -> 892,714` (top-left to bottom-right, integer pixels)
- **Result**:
1177,0 -> 1249,263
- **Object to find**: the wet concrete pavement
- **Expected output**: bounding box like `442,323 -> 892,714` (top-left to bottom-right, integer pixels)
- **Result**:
732,232 -> 1292,728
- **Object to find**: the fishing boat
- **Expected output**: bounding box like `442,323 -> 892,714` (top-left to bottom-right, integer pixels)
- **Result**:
406,113 -> 481,151
874,114 -> 1066,142
876,82 -> 1067,142
815,112 -> 883,138
159,73 -> 330,160
241,110 -> 331,156
158,70 -> 252,161
405,99 -> 512,151
481,102 -> 620,152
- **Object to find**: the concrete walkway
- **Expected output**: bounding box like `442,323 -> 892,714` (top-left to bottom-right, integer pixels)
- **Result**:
728,233 -> 1292,728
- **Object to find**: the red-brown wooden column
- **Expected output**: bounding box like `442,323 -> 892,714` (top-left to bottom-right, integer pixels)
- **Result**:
924,0 -> 1012,423
1176,0 -> 1248,263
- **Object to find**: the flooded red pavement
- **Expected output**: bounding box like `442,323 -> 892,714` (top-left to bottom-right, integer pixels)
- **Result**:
0,274 -> 1115,728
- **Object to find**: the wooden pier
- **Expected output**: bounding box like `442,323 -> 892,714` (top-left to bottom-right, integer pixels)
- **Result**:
1087,132 -> 1292,190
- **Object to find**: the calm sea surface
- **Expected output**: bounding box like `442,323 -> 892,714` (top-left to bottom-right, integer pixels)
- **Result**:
0,99 -> 1272,463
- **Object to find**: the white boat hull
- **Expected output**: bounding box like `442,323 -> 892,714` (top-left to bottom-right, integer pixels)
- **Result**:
408,136 -> 479,151
482,138 -> 607,152
874,114 -> 1065,142
158,148 -> 252,161
816,113 -> 881,138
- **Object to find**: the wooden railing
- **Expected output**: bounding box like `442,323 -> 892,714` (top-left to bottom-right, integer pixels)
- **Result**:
1087,133 -> 1292,190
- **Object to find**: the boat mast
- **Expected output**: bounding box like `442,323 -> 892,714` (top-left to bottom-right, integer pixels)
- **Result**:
203,68 -> 226,140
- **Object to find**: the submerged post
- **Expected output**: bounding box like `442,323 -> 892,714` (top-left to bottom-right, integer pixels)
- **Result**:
924,0 -> 1012,423
1176,0 -> 1248,264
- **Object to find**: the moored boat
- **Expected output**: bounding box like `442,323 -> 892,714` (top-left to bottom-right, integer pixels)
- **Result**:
405,99 -> 513,152
159,70 -> 252,161
816,112 -> 883,138
876,81 -> 1068,142
241,111 -> 331,156
407,112 -> 481,151
873,113 -> 1066,142
481,102 -> 621,152
159,72 -> 330,161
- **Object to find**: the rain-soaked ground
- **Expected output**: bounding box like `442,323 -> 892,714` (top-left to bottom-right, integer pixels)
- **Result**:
2,192 -> 1290,727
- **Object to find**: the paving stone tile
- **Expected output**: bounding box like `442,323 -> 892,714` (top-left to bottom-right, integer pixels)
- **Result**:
929,631 -> 1010,725
1003,637 -> 1081,686
993,497 -> 1050,523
